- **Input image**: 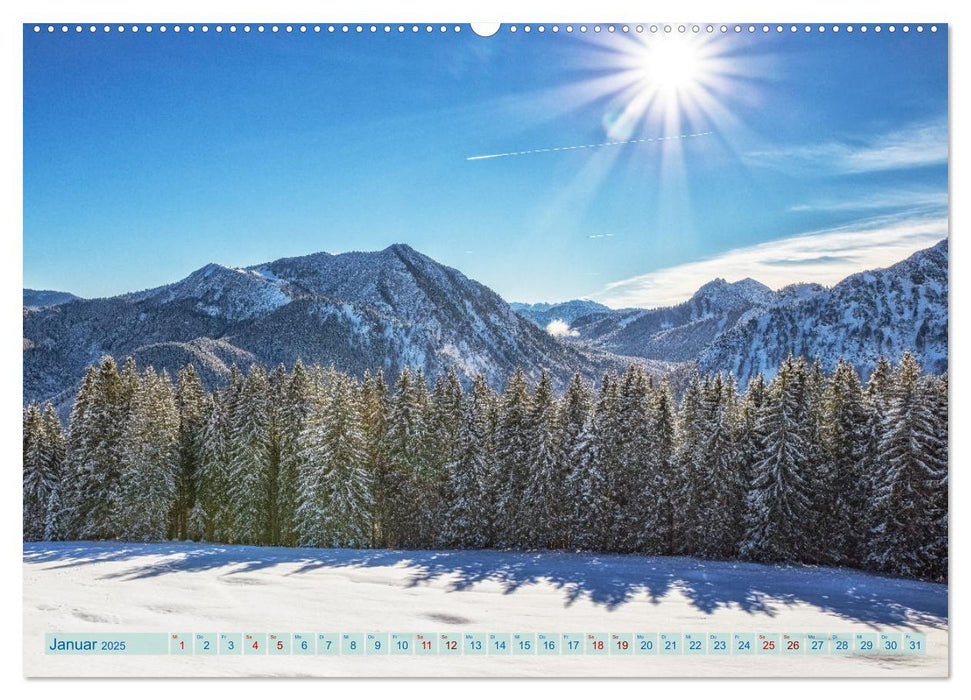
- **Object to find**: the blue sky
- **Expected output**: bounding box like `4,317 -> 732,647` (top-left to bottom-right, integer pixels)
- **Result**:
23,24 -> 947,307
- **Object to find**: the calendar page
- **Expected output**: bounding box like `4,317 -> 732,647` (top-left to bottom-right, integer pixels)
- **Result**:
21,17 -> 948,679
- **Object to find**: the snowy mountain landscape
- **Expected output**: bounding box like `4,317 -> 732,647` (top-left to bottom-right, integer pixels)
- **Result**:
22,238 -> 949,581
23,240 -> 948,411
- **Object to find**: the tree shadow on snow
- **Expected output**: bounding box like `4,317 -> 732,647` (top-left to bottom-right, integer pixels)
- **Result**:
23,541 -> 947,629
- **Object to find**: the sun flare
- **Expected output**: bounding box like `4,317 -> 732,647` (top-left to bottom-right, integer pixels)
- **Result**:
591,33 -> 743,141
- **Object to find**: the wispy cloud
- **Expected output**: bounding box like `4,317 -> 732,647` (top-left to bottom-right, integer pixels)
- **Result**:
594,211 -> 947,309
747,118 -> 947,175
789,189 -> 947,213
588,233 -> 617,239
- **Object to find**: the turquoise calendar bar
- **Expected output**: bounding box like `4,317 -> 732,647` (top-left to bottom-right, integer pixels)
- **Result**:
43,631 -> 933,656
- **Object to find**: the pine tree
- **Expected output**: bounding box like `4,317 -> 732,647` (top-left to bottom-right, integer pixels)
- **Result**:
740,356 -> 815,563
674,372 -> 706,555
866,353 -> 947,578
638,379 -> 677,554
360,369 -> 390,547
23,404 -> 58,541
520,371 -> 561,549
58,366 -> 98,539
818,359 -> 869,565
697,374 -> 746,560
604,366 -> 651,553
40,404 -> 67,541
194,367 -> 243,541
426,370 -> 464,546
116,368 -> 179,540
226,365 -> 273,544
442,375 -> 493,548
926,372 -> 948,581
276,360 -> 312,547
172,364 -> 206,539
384,368 -> 428,547
558,373 -> 593,550
568,375 -> 615,550
296,374 -> 372,547
73,356 -> 131,540
491,368 -> 533,548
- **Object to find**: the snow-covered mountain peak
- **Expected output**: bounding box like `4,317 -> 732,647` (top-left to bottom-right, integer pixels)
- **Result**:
690,277 -> 776,312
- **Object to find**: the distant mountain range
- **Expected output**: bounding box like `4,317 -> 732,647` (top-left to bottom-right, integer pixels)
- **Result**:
510,300 -> 613,328
513,240 -> 947,387
23,239 -> 947,408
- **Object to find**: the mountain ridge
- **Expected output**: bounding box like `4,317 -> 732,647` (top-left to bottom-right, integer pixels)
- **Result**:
512,240 -> 947,385
23,239 -> 947,408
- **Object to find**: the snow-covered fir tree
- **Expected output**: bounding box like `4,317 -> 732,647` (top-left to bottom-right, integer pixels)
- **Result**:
360,369 -> 390,547
741,356 -> 816,563
557,373 -> 593,550
296,374 -> 372,547
226,365 -> 273,544
73,357 -> 132,540
193,367 -> 243,542
866,353 -> 948,579
818,359 -> 870,565
173,364 -> 206,539
605,366 -> 652,553
696,374 -> 746,560
491,367 -> 532,548
115,368 -> 179,541
638,379 -> 677,555
275,360 -> 312,547
441,375 -> 493,548
384,368 -> 428,547
23,403 -> 64,541
567,375 -> 616,551
674,371 -> 707,555
426,370 -> 464,545
519,371 -> 561,549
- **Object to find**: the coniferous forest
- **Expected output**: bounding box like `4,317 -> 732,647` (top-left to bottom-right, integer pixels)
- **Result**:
23,353 -> 947,582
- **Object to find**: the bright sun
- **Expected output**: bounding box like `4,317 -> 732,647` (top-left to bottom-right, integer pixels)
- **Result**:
638,38 -> 705,93
594,33 -> 737,141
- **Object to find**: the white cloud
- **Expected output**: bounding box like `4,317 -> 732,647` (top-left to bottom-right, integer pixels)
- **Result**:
593,211 -> 948,309
546,319 -> 579,337
747,118 -> 947,175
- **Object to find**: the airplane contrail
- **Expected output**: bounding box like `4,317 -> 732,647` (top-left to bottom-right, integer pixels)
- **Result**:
466,130 -> 713,161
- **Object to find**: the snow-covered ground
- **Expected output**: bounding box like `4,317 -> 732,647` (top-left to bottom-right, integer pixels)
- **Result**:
23,542 -> 947,677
